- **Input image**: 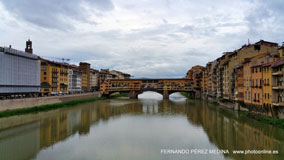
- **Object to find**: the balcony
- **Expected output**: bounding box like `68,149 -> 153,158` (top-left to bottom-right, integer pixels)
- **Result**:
272,71 -> 283,76
272,86 -> 284,90
253,99 -> 260,102
272,102 -> 284,107
51,85 -> 58,88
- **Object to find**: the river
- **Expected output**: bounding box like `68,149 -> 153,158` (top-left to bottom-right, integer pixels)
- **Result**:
0,92 -> 283,160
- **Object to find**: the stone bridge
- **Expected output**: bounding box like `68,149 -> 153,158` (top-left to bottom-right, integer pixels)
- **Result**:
100,78 -> 195,99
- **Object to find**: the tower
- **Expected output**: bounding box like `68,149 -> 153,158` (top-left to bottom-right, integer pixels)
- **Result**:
25,39 -> 33,54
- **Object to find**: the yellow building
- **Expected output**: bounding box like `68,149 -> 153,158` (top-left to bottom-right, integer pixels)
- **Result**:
81,72 -> 87,91
40,58 -> 69,95
262,63 -> 273,108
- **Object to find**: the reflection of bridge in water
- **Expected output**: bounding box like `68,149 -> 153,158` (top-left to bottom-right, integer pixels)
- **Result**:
100,78 -> 195,99
0,99 -> 283,160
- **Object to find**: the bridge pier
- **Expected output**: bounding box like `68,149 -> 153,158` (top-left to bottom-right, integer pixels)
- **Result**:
163,90 -> 169,99
129,91 -> 138,99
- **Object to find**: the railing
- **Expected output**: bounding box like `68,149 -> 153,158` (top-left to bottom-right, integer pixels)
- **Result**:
107,85 -> 193,92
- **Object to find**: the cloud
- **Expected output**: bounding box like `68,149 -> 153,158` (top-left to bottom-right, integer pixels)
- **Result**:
0,0 -> 283,78
0,0 -> 114,30
244,0 -> 284,43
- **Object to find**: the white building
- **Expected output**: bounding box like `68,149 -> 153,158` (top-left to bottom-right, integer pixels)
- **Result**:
69,67 -> 82,93
0,45 -> 40,95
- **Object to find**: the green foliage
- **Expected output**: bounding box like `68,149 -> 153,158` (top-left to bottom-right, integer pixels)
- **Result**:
110,93 -> 129,98
246,112 -> 284,129
180,92 -> 195,99
210,101 -> 219,105
261,116 -> 284,129
0,97 -> 105,118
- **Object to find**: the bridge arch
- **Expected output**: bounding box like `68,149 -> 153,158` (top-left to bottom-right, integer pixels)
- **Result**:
136,90 -> 163,99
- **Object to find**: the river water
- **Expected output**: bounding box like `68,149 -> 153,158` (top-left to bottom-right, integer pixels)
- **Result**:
0,92 -> 283,160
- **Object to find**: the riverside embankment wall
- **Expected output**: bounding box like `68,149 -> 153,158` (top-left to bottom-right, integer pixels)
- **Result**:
216,100 -> 284,118
0,93 -> 99,112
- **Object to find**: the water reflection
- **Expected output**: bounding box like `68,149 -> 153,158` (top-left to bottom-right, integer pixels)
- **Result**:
0,92 -> 283,160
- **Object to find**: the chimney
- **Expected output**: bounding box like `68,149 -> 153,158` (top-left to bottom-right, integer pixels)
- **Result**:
9,45 -> 11,48
25,39 -> 33,54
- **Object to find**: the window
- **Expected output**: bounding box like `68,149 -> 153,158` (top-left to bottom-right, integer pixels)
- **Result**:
44,77 -> 46,80
265,93 -> 266,100
41,67 -> 47,71
44,72 -> 46,75
249,92 -> 251,100
258,93 -> 260,101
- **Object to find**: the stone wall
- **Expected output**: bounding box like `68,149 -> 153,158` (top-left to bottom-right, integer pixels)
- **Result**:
0,93 -> 99,112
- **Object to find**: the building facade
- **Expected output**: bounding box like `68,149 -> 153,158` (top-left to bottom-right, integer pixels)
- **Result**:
235,65 -> 244,102
90,69 -> 99,91
69,66 -> 82,93
262,63 -> 273,108
100,69 -> 131,83
0,41 -> 40,96
271,60 -> 284,107
186,65 -> 204,98
79,62 -> 91,92
40,59 -> 69,95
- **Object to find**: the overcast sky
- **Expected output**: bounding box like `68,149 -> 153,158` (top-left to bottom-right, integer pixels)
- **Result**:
0,0 -> 283,78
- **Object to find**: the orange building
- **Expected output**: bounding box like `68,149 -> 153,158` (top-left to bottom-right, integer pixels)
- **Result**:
251,63 -> 263,106
244,53 -> 279,107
